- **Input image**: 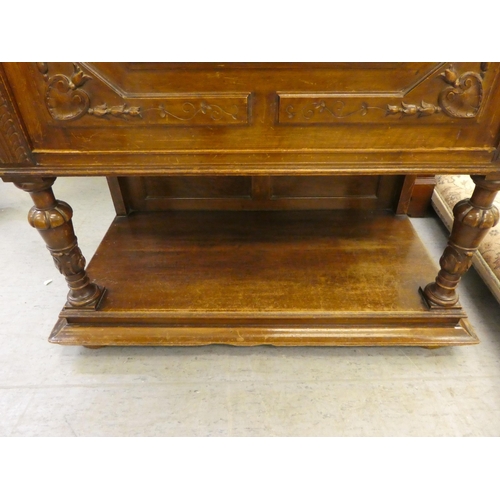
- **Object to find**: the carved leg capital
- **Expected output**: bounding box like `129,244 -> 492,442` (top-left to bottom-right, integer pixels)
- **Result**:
423,175 -> 500,307
14,177 -> 104,308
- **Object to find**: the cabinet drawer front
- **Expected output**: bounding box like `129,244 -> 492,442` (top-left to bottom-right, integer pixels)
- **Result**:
3,62 -> 500,174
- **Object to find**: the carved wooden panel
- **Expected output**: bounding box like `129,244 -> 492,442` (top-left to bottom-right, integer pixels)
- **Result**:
37,63 -> 250,126
2,62 -> 500,175
278,64 -> 489,124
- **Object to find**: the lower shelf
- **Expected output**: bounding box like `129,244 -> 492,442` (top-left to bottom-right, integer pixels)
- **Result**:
49,210 -> 478,347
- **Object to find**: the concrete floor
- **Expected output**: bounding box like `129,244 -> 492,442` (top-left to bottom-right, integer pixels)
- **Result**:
1,177 -> 499,436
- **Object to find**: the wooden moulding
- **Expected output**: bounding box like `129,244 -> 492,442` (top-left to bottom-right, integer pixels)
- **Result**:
50,320 -> 477,347
49,210 -> 478,347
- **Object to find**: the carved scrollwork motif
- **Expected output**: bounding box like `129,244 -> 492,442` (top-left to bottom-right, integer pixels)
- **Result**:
284,98 -> 442,121
300,100 -> 371,120
383,64 -> 487,119
44,63 -> 92,121
438,65 -> 484,118
384,65 -> 487,119
37,63 -> 142,121
156,101 -> 239,121
386,66 -> 486,119
280,63 -> 489,123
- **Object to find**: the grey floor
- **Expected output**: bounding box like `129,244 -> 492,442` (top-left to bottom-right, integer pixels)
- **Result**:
1,177 -> 500,437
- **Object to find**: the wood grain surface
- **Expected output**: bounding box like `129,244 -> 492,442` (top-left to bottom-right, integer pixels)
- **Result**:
50,210 -> 477,346
2,63 -> 499,347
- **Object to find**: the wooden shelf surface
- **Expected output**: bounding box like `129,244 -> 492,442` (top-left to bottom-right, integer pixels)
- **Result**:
50,210 -> 477,347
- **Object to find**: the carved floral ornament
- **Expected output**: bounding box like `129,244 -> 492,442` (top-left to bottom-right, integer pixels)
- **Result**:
37,63 -> 489,124
388,65 -> 485,118
283,63 -> 490,122
37,63 -> 141,121
36,63 -> 243,123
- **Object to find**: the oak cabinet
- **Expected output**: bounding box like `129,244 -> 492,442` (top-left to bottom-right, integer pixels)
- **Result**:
1,63 -> 499,347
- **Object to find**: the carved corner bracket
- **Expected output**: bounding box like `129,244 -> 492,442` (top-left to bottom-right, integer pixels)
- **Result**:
37,63 -> 141,121
387,64 -> 487,119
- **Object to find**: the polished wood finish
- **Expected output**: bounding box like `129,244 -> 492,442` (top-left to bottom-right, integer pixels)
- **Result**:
2,62 -> 500,347
114,175 -> 404,212
423,176 -> 500,307
50,210 -> 477,347
13,177 -> 104,308
397,175 -> 436,217
1,62 -> 500,176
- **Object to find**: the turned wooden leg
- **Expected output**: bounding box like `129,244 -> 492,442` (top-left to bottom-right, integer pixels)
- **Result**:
423,175 -> 500,307
14,177 -> 104,308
